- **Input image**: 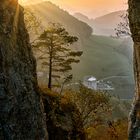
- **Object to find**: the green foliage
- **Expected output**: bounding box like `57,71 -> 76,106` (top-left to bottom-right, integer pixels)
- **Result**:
40,85 -> 86,139
40,83 -> 129,140
34,23 -> 83,89
64,84 -> 111,128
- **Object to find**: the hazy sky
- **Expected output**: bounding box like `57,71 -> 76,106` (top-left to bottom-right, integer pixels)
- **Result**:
22,0 -> 128,18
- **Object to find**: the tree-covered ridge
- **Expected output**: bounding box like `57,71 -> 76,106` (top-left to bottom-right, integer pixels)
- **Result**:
25,1 -> 93,40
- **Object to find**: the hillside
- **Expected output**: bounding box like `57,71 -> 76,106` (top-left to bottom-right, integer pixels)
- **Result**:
26,1 -> 92,40
72,35 -> 134,99
74,11 -> 126,36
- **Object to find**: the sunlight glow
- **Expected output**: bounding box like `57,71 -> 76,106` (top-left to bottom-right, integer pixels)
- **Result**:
19,0 -> 29,5
19,0 -> 127,18
19,0 -> 24,5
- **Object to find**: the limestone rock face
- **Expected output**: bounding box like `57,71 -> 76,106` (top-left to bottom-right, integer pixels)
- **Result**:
128,0 -> 140,139
0,0 -> 47,139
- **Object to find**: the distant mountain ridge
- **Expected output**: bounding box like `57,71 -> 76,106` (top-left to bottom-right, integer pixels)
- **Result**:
74,10 -> 126,36
26,1 -> 92,40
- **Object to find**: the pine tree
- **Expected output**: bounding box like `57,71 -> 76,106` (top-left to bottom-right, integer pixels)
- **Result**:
34,23 -> 83,90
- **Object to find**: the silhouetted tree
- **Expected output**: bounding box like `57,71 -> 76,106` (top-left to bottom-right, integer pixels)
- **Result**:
34,23 -> 82,90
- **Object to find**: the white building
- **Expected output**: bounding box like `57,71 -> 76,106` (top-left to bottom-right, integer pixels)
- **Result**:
83,76 -> 114,91
83,76 -> 97,90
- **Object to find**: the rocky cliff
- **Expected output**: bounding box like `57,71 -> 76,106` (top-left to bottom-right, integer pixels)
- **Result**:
128,0 -> 140,139
0,0 -> 47,139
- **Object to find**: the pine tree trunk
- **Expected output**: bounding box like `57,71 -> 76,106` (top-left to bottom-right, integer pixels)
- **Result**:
48,40 -> 53,90
48,52 -> 52,90
0,0 -> 47,139
128,0 -> 140,139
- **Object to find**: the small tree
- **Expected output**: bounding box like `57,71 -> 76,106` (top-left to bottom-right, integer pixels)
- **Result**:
34,23 -> 83,90
64,84 -> 111,128
24,9 -> 42,43
115,12 -> 131,37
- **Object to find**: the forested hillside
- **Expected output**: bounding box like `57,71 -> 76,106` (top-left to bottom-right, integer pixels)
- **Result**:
26,1 -> 92,40
72,35 -> 134,99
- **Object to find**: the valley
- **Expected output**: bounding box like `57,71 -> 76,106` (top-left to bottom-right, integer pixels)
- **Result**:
26,1 -> 134,99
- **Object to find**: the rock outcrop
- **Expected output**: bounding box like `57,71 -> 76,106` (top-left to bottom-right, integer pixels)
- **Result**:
0,0 -> 47,139
128,0 -> 140,139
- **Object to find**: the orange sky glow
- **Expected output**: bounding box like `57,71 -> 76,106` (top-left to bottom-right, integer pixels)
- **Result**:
21,0 -> 128,18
